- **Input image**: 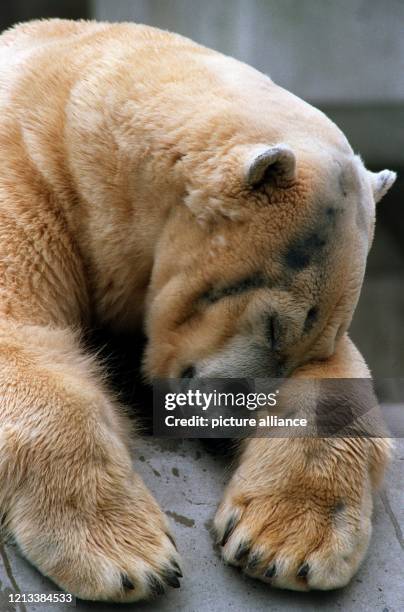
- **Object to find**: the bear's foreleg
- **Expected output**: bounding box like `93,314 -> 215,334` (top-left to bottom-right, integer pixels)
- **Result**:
0,320 -> 180,601
214,335 -> 390,590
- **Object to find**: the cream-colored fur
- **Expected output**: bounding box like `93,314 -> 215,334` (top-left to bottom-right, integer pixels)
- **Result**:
0,19 -> 396,601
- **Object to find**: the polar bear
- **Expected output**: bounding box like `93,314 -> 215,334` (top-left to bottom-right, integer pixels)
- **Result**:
0,19 -> 396,602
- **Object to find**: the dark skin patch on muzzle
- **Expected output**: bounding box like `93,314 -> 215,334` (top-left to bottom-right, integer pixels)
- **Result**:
285,231 -> 327,271
284,205 -> 345,272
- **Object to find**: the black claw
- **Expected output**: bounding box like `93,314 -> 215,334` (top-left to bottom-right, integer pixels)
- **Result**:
171,559 -> 183,577
265,564 -> 276,579
146,573 -> 166,597
121,573 -> 135,590
220,515 -> 238,547
166,532 -> 177,550
162,567 -> 181,589
297,562 -> 310,578
246,552 -> 262,571
234,541 -> 251,562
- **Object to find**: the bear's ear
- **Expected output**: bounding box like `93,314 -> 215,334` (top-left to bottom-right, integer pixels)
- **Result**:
246,144 -> 297,189
369,169 -> 397,203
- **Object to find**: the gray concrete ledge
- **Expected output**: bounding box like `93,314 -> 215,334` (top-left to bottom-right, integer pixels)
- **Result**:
1,437 -> 403,612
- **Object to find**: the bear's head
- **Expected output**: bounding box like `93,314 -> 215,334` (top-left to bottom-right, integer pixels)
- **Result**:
142,126 -> 395,380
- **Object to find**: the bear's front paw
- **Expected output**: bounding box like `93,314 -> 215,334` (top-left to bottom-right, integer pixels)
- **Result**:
214,438 -> 374,591
8,472 -> 182,602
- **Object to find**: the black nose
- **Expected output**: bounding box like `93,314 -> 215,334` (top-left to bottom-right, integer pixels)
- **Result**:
304,306 -> 319,332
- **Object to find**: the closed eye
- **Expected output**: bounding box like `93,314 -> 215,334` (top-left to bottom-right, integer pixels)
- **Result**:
200,273 -> 268,304
266,314 -> 281,350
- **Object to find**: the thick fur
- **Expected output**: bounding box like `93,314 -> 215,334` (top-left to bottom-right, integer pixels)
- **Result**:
0,20 -> 395,600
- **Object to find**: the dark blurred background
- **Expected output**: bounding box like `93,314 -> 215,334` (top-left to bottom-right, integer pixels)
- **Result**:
1,0 -> 403,376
